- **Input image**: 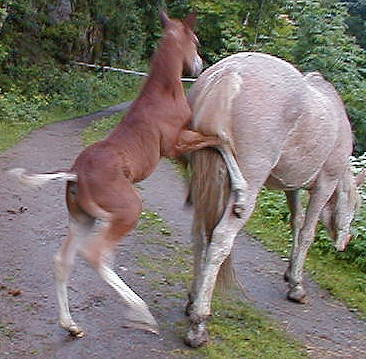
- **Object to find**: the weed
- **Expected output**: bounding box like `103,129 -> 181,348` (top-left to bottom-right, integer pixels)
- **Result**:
0,322 -> 16,339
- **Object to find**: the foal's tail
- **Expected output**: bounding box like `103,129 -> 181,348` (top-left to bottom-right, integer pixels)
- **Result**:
8,168 -> 77,188
189,148 -> 236,292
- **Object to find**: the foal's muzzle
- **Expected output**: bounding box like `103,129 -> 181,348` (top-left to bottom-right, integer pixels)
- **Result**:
191,55 -> 203,77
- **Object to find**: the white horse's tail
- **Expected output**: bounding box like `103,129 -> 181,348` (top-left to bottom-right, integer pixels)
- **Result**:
8,168 -> 77,188
189,148 -> 236,292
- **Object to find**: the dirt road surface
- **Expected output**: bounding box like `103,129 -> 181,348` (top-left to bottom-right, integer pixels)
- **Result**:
0,106 -> 365,358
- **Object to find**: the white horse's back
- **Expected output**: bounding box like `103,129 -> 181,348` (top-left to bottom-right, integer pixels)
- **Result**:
190,53 -> 352,189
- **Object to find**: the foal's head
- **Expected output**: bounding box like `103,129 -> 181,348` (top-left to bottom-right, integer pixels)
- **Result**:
160,11 -> 202,77
320,168 -> 365,251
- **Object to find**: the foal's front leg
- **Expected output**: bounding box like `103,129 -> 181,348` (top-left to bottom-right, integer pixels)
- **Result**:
215,146 -> 247,217
174,129 -> 222,154
175,130 -> 247,217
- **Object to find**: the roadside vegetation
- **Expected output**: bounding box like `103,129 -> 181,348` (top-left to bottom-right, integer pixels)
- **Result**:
0,71 -> 141,152
82,112 -> 126,147
0,0 -> 365,153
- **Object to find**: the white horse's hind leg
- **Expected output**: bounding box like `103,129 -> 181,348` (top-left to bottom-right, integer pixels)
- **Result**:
54,217 -> 94,337
80,219 -> 159,334
186,228 -> 208,316
185,194 -> 254,348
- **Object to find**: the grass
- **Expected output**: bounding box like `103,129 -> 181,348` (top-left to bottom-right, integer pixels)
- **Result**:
0,72 -> 142,153
82,114 -> 124,146
135,210 -> 308,359
0,322 -> 16,339
0,106 -> 88,152
246,188 -> 366,318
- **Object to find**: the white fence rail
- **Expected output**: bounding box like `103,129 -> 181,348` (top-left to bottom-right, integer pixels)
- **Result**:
72,61 -> 197,83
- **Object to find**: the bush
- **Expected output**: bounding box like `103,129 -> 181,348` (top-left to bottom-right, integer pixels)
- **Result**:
0,87 -> 49,123
0,65 -> 141,125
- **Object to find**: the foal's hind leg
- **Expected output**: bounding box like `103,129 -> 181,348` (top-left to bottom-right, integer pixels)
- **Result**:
54,215 -> 94,337
81,217 -> 159,334
80,187 -> 159,334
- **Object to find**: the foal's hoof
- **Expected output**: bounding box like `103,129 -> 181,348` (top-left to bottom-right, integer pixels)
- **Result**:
287,285 -> 306,304
184,322 -> 209,348
65,324 -> 85,338
233,190 -> 245,218
233,202 -> 245,218
59,320 -> 85,338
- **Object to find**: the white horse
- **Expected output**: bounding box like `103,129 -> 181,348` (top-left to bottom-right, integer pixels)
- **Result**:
185,52 -> 365,347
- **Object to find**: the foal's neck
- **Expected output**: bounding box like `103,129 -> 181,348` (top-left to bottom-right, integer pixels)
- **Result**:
144,34 -> 185,95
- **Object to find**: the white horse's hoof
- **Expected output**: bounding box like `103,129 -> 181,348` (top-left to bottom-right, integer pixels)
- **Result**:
185,313 -> 210,348
185,321 -> 209,348
287,285 -> 307,304
70,326 -> 85,338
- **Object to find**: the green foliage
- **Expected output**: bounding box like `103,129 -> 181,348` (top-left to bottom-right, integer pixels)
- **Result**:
288,0 -> 366,153
341,0 -> 366,49
0,67 -> 140,122
0,71 -> 142,152
167,0 -> 290,64
0,0 -> 150,68
82,114 -> 124,147
0,89 -> 49,123
0,0 -> 364,152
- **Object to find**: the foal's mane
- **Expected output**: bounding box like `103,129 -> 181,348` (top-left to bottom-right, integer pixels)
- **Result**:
141,18 -> 192,94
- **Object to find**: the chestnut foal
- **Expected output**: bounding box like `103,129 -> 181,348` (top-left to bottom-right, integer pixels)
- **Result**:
10,12 -> 221,337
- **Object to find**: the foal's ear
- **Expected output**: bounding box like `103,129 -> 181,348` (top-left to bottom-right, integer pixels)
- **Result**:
355,169 -> 366,187
160,11 -> 170,28
184,12 -> 197,30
